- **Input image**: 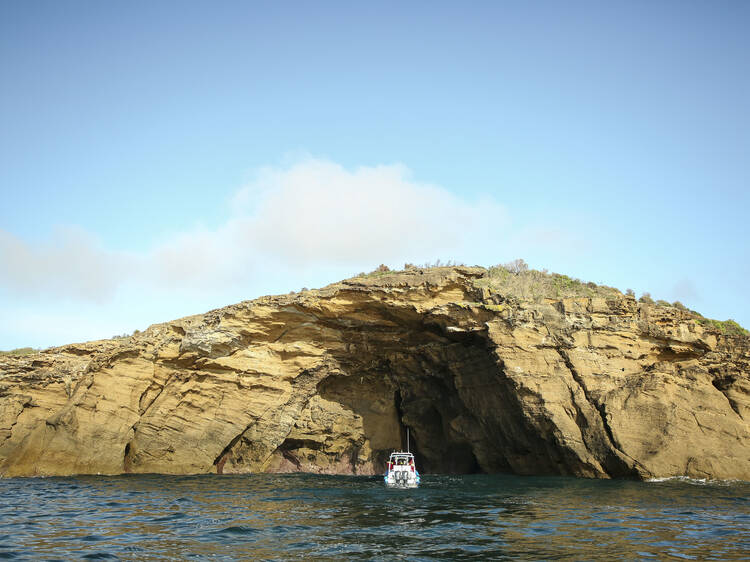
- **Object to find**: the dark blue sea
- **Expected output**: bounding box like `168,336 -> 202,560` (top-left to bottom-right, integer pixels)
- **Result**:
0,473 -> 747,560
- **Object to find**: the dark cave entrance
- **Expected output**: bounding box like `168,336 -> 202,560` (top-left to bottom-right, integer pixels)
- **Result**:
318,318 -> 522,475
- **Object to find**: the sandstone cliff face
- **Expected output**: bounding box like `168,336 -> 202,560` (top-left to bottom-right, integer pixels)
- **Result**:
1,267 -> 748,479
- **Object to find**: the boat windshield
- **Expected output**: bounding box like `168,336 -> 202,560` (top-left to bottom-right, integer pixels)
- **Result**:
388,453 -> 415,465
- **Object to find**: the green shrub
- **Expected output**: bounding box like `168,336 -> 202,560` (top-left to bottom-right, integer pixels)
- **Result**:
639,292 -> 654,304
723,320 -> 750,336
695,317 -> 749,337
475,264 -> 620,301
0,347 -> 37,356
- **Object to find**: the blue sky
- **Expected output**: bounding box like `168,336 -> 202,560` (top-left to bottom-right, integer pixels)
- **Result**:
1,1 -> 748,349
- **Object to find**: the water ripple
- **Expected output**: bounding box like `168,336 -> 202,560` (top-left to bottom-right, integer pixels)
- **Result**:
0,474 -> 747,559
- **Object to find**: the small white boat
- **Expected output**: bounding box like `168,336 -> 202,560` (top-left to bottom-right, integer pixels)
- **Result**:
384,451 -> 420,488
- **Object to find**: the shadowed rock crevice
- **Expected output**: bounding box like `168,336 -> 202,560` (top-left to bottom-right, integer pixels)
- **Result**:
556,348 -> 631,475
123,442 -> 132,473
711,375 -> 742,417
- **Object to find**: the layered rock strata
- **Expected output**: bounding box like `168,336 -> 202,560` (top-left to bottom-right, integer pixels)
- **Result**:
1,267 -> 748,479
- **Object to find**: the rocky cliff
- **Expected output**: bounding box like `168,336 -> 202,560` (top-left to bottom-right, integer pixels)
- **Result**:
1,267 -> 749,479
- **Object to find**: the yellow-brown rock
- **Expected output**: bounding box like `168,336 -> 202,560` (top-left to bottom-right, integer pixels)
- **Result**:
1,267 -> 748,479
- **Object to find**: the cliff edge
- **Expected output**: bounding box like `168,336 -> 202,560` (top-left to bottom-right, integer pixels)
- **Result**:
1,266 -> 748,479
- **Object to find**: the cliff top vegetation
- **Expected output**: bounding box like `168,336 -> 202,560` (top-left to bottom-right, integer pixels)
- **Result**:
352,259 -> 749,337
0,347 -> 38,357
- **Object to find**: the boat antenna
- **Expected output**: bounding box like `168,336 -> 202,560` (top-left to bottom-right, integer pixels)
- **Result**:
407,427 -> 410,453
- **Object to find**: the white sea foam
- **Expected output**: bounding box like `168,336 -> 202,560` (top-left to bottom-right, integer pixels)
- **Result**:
646,476 -> 743,486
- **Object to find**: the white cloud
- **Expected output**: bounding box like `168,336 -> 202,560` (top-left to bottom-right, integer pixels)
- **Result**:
234,159 -> 509,265
0,226 -> 132,302
0,159 -> 511,303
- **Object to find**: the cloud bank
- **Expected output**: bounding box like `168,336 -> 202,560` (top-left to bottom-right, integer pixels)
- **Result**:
0,159 -> 509,302
0,227 -> 132,302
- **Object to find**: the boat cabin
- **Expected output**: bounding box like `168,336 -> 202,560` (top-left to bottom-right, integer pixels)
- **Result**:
387,452 -> 416,470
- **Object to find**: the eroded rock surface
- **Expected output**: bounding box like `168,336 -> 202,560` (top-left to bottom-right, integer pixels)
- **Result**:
1,267 -> 748,479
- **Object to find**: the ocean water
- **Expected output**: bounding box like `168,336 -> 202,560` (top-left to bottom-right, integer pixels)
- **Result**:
0,473 -> 747,560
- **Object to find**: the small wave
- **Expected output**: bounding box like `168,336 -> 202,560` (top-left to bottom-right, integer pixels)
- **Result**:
151,511 -> 186,522
212,525 -> 258,536
646,476 -> 743,486
78,535 -> 101,543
